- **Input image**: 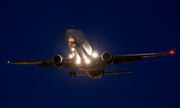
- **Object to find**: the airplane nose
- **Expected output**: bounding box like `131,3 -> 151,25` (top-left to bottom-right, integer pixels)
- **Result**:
66,28 -> 77,36
66,29 -> 75,38
65,26 -> 84,46
65,29 -> 76,43
66,29 -> 72,34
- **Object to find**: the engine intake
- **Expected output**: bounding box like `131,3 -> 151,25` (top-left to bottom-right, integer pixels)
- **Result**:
52,55 -> 63,68
101,52 -> 114,66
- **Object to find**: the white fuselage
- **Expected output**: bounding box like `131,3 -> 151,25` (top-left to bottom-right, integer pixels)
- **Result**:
65,27 -> 102,79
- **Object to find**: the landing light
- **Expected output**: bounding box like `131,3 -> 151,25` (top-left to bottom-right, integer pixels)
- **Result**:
84,55 -> 87,59
71,48 -> 75,51
85,58 -> 90,64
92,52 -> 97,57
76,59 -> 81,64
76,56 -> 81,64
69,54 -> 73,58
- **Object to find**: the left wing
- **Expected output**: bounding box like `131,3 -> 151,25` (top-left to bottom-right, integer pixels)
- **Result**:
74,71 -> 133,76
113,51 -> 174,66
7,54 -> 74,69
9,60 -> 51,64
9,60 -> 56,68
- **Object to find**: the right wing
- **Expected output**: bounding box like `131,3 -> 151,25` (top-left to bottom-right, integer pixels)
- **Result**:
113,51 -> 174,66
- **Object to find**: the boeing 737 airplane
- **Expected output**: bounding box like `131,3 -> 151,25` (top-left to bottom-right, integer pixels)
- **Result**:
7,26 -> 175,79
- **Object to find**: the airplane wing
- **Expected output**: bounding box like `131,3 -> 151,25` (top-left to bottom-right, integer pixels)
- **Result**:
9,60 -> 51,64
8,60 -> 56,68
113,51 -> 174,66
8,58 -> 72,64
7,54 -> 74,69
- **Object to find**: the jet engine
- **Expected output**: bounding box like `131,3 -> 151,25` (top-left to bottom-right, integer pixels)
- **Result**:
52,55 -> 63,68
101,52 -> 114,66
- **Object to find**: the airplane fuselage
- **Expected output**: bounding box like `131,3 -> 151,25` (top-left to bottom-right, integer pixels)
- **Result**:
8,26 -> 174,80
65,26 -> 102,79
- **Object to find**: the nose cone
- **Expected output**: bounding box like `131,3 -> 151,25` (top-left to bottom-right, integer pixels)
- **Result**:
65,29 -> 75,43
66,27 -> 78,39
65,26 -> 84,46
66,28 -> 74,36
66,26 -> 79,35
66,28 -> 73,34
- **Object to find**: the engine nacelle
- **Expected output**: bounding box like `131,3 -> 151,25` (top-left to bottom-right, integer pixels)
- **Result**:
52,55 -> 63,68
101,52 -> 114,66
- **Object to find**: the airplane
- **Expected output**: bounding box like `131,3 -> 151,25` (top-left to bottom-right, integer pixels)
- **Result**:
7,26 -> 175,80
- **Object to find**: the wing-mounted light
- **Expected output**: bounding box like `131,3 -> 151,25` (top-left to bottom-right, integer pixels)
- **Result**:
92,52 -> 98,58
101,52 -> 114,66
170,50 -> 175,54
52,55 -> 63,68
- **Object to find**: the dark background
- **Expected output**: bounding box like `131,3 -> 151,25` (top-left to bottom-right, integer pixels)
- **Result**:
1,0 -> 179,108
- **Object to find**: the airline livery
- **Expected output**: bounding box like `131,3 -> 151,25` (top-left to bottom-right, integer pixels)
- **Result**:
7,26 -> 175,80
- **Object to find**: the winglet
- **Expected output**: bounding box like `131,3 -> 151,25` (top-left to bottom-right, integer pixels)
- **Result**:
7,53 -> 10,63
169,50 -> 175,54
169,47 -> 176,55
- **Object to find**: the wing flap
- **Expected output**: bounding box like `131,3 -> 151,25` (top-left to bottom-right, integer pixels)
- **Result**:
8,58 -> 74,69
76,73 -> 87,76
113,52 -> 173,65
114,52 -> 172,59
9,60 -> 52,65
104,71 -> 133,75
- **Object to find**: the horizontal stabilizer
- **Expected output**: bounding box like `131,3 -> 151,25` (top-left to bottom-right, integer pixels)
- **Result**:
104,71 -> 133,75
76,73 -> 87,76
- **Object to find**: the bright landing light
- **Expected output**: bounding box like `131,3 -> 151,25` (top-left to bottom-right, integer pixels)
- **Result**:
76,55 -> 81,64
92,52 -> 97,57
71,48 -> 75,51
85,58 -> 90,64
69,54 -> 73,58
76,59 -> 81,64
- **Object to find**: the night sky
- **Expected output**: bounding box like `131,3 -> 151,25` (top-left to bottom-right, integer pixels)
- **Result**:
1,0 -> 180,108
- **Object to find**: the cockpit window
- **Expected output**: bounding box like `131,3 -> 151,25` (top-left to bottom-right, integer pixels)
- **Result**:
67,26 -> 79,30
